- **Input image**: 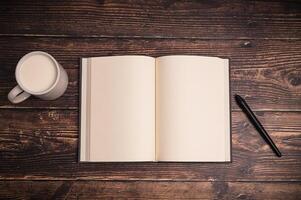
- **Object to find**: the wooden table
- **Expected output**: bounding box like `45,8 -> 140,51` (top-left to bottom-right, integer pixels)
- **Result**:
0,1 -> 300,199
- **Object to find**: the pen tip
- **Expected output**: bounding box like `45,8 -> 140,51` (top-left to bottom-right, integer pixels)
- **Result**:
234,94 -> 242,102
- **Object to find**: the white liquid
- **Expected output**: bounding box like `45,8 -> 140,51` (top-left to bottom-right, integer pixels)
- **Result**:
19,54 -> 58,93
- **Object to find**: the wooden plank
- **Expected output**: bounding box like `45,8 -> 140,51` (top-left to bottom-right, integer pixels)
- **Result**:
0,37 -> 300,110
0,110 -> 300,181
1,181 -> 301,199
0,0 -> 300,39
0,181 -> 66,200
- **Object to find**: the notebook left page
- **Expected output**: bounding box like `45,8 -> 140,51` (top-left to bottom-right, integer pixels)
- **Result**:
80,56 -> 156,162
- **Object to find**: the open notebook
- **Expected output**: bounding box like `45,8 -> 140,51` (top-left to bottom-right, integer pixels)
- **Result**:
80,55 -> 231,162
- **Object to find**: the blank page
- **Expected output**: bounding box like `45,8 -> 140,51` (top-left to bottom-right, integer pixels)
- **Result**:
156,56 -> 230,162
81,56 -> 155,161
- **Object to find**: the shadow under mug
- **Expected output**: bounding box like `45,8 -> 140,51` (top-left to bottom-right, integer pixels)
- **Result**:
8,51 -> 68,104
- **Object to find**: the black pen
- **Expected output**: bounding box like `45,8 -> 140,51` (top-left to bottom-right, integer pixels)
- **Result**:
235,94 -> 282,157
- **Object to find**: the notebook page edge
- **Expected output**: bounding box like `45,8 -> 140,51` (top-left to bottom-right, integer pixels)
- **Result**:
224,59 -> 231,162
80,58 -> 89,161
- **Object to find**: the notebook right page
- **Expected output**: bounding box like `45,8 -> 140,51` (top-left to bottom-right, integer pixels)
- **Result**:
156,56 -> 230,162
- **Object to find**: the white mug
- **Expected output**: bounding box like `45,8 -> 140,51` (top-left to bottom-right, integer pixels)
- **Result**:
8,51 -> 68,104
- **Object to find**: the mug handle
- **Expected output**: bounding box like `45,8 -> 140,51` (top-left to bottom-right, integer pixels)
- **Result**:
8,85 -> 31,104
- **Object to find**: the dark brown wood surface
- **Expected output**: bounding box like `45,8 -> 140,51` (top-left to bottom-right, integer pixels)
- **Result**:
1,181 -> 301,199
0,0 -> 300,199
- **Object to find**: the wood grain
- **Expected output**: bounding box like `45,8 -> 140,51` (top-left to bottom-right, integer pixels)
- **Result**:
0,110 -> 300,181
1,181 -> 301,199
0,0 -> 300,39
0,37 -> 300,110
